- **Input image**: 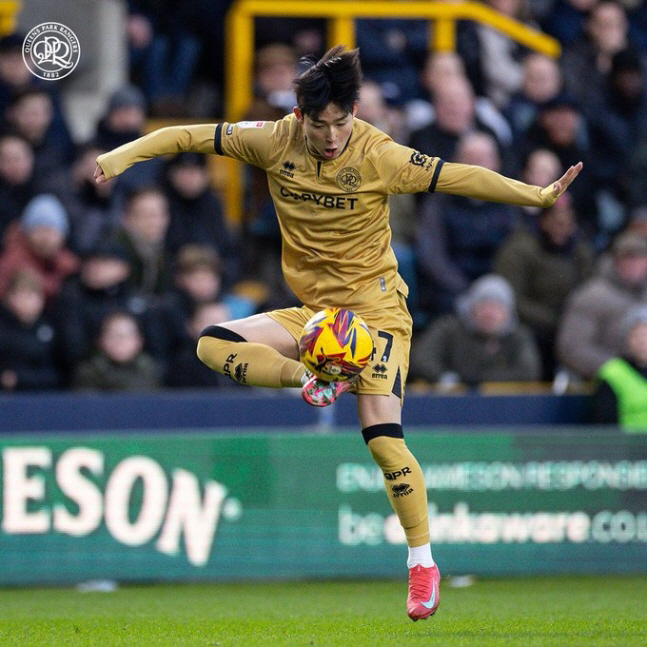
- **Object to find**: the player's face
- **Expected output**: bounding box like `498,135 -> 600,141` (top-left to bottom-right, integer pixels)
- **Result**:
296,102 -> 357,160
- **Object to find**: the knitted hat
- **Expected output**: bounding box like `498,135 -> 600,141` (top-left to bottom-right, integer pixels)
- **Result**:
456,274 -> 516,332
21,194 -> 69,236
462,274 -> 515,309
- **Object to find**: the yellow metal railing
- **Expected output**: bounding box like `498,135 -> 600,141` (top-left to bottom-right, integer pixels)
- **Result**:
222,0 -> 561,224
0,0 -> 21,35
226,0 -> 560,122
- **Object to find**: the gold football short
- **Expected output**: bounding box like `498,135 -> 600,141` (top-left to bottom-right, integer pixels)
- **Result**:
266,291 -> 412,402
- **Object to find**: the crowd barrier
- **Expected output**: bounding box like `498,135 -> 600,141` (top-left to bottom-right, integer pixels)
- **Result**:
0,388 -> 593,433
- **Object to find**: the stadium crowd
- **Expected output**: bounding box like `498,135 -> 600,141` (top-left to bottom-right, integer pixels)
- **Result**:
1,0 -> 647,408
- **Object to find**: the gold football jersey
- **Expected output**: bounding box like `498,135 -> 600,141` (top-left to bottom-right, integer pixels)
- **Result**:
97,114 -> 557,321
215,114 -> 440,313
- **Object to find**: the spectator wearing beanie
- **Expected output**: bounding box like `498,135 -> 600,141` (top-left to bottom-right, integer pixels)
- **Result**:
410,274 -> 542,388
0,193 -> 79,302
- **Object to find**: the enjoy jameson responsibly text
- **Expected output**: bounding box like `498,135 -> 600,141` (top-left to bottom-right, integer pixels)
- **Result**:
336,461 -> 647,546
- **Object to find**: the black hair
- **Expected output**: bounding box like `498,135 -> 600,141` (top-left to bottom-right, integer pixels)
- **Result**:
293,45 -> 362,119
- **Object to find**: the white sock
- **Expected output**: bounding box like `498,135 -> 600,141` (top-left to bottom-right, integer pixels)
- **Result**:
407,543 -> 434,568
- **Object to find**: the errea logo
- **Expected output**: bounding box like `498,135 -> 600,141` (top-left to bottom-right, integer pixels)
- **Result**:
280,160 -> 296,178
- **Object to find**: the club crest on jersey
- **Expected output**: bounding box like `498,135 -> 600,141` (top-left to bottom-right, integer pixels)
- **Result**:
336,167 -> 362,193
409,151 -> 433,170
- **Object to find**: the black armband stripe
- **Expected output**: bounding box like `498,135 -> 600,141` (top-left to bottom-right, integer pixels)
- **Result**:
200,325 -> 246,342
362,423 -> 404,444
214,124 -> 224,155
428,159 -> 445,193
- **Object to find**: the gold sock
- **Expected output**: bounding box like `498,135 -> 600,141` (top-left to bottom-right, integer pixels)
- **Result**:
196,336 -> 305,387
367,436 -> 430,547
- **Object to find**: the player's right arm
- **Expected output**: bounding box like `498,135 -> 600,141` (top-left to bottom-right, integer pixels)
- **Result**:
94,124 -> 217,182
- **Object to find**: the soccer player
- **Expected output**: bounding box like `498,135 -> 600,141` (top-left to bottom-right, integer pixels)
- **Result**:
94,46 -> 582,621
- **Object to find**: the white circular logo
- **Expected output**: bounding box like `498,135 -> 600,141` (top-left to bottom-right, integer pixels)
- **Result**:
22,22 -> 80,81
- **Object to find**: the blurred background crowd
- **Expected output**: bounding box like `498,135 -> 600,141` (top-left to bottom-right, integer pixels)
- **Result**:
1,0 -> 647,422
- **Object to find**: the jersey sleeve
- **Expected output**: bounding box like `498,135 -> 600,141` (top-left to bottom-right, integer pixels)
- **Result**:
214,120 -> 278,168
373,141 -> 445,195
435,162 -> 558,207
96,124 -> 217,179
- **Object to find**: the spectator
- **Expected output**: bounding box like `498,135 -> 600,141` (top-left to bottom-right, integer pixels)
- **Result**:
410,274 -> 542,387
0,132 -> 37,245
415,131 -> 521,316
494,192 -> 595,378
72,309 -> 162,392
112,186 -> 173,297
561,1 -> 631,107
166,243 -> 255,323
44,142 -> 120,256
520,92 -> 593,223
0,33 -> 74,148
503,52 -> 563,138
408,74 -> 514,175
357,79 -> 407,144
93,84 -> 164,196
165,301 -> 232,389
94,84 -> 148,152
163,153 -> 240,286
0,268 -> 64,391
557,230 -> 647,378
593,304 -> 647,430
585,47 -> 647,239
4,87 -> 75,181
0,193 -> 79,303
406,50 -> 513,148
250,43 -> 299,117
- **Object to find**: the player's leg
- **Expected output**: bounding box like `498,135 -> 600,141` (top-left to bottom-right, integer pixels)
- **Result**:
358,392 -> 440,621
196,312 -> 306,387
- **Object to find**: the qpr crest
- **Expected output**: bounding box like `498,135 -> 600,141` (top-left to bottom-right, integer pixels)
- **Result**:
336,167 -> 362,193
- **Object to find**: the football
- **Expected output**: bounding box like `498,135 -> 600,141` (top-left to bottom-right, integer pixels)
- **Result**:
298,307 -> 374,382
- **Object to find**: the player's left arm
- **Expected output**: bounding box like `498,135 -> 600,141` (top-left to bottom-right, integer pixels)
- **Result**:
434,161 -> 583,207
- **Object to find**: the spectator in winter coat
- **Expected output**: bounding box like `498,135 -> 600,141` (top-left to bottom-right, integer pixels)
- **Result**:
557,231 -> 647,378
414,131 -> 521,316
163,152 -> 240,286
494,193 -> 595,378
55,240 -> 178,381
0,193 -> 79,303
0,268 -> 64,391
72,309 -> 162,392
410,274 -> 542,387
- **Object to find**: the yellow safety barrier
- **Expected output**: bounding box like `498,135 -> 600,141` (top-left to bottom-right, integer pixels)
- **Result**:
0,0 -> 21,35
222,0 -> 560,225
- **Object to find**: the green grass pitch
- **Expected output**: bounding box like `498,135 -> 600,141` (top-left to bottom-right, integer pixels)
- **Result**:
0,575 -> 645,646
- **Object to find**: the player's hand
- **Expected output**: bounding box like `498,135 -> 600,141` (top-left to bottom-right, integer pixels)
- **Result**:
551,161 -> 583,197
94,163 -> 107,184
